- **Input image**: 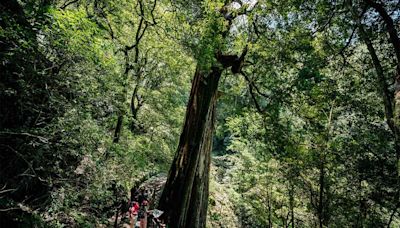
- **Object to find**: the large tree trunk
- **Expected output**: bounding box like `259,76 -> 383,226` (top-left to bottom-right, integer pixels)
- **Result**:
157,38 -> 247,227
158,65 -> 222,228
157,6 -> 248,226
186,93 -> 215,227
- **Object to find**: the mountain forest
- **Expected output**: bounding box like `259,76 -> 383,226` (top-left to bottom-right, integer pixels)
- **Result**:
1,0 -> 399,227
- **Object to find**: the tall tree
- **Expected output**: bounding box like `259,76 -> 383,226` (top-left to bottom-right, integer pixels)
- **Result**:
158,1 -> 251,226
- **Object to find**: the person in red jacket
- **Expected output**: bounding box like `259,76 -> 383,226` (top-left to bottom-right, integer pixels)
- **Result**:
129,187 -> 140,228
129,201 -> 139,228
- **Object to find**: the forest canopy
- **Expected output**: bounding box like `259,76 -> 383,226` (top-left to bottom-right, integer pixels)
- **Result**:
0,0 -> 399,227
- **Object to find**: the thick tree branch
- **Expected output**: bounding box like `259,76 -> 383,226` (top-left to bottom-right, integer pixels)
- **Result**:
241,71 -> 266,113
365,0 -> 400,62
0,132 -> 49,143
387,197 -> 400,228
338,25 -> 357,56
357,22 -> 394,132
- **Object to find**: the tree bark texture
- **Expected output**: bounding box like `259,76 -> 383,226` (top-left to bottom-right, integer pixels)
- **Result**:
157,65 -> 222,228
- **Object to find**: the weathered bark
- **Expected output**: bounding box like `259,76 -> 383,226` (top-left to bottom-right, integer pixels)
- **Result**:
158,65 -> 222,228
157,2 -> 249,226
186,92 -> 215,228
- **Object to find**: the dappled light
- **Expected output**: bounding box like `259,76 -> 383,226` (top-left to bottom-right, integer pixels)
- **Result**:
1,0 -> 399,227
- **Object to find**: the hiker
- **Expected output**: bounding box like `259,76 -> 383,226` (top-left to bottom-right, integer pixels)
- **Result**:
137,187 -> 149,228
129,201 -> 139,228
129,187 -> 140,228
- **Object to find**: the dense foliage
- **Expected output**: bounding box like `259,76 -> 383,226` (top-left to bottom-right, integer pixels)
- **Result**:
1,0 -> 399,227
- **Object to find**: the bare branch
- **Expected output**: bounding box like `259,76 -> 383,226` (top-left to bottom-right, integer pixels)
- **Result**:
241,71 -> 266,113
337,25 -> 357,56
0,132 -> 49,143
60,0 -> 78,10
0,207 -> 20,212
0,188 -> 17,195
0,145 -> 37,177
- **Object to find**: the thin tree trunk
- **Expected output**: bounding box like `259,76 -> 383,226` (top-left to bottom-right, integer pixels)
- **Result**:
289,182 -> 295,228
114,207 -> 119,228
364,0 -> 400,62
356,14 -> 400,223
267,188 -> 272,228
356,175 -> 366,228
112,48 -> 130,144
353,6 -> 400,224
129,43 -> 142,132
291,206 -> 295,228
130,83 -> 144,132
112,0 -> 151,142
113,115 -> 123,143
130,86 -> 139,131
365,0 -> 400,180
318,162 -> 325,228
387,199 -> 400,228
356,20 -> 394,133
114,185 -> 119,228
357,20 -> 400,182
